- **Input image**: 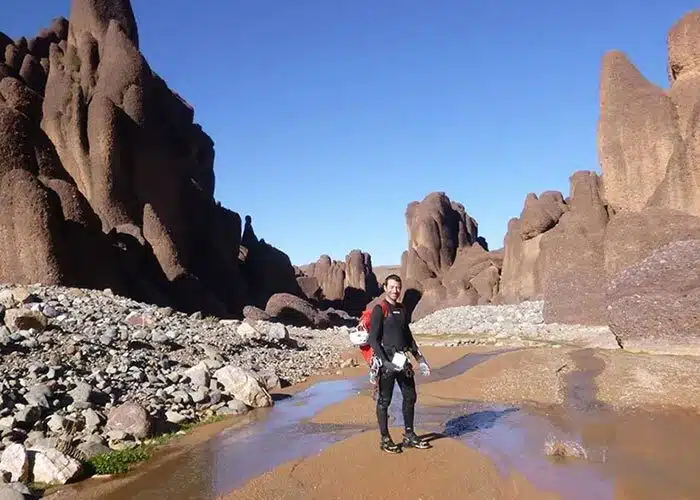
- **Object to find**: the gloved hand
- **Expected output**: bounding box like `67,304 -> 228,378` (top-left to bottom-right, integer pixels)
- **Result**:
417,355 -> 431,376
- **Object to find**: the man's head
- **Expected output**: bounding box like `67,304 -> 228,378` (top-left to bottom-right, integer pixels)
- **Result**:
383,274 -> 402,303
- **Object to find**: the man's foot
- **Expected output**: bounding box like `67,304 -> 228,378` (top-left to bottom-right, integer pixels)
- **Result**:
402,431 -> 431,449
380,435 -> 402,454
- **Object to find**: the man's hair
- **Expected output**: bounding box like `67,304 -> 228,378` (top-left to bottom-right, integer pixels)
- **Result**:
383,274 -> 402,287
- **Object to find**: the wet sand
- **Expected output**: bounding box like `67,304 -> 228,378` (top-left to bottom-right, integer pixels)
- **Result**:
221,428 -> 559,500
47,346 -> 700,500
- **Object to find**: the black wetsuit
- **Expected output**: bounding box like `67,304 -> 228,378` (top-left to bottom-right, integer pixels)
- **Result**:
367,300 -> 420,438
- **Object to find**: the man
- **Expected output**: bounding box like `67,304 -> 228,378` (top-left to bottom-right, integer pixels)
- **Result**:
367,274 -> 432,453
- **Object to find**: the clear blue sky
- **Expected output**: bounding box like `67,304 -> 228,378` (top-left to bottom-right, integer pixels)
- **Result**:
5,1 -> 698,265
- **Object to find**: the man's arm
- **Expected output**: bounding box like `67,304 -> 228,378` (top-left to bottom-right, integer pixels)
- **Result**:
404,322 -> 420,356
368,305 -> 390,364
405,322 -> 431,375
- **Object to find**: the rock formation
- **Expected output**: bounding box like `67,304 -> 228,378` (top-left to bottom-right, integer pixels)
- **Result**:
398,192 -> 503,321
592,10 -> 700,348
298,250 -> 380,315
499,191 -> 568,303
598,12 -> 700,217
496,10 -> 700,342
606,239 -> 700,354
500,172 -> 612,325
0,0 -> 299,318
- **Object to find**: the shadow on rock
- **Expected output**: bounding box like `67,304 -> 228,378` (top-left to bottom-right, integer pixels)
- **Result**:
443,408 -> 520,437
402,288 -> 422,322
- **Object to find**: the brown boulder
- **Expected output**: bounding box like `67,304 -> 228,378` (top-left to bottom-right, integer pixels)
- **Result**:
240,221 -> 300,310
598,51 -> 680,212
606,240 -> 700,355
0,2 -> 301,318
470,265 -> 500,302
68,0 -> 139,47
40,3 -> 232,308
404,193 -> 476,281
519,191 -> 568,240
305,255 -> 345,301
265,293 -> 330,329
242,305 -> 272,322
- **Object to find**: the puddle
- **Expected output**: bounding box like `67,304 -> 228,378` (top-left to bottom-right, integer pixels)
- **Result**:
413,402 -> 615,500
211,378 -> 370,494
405,349 -> 700,500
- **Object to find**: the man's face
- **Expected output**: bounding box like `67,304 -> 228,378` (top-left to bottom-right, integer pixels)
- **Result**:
384,279 -> 402,301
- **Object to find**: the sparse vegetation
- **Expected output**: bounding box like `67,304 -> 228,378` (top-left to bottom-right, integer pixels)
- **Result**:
84,413 -> 229,475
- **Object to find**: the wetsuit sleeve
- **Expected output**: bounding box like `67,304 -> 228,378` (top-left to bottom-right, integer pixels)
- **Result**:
368,305 -> 389,364
405,322 -> 421,357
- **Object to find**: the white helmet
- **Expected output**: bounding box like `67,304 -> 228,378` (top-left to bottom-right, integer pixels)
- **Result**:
349,329 -> 369,346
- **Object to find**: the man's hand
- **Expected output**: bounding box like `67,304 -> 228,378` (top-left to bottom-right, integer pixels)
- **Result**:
416,354 -> 431,376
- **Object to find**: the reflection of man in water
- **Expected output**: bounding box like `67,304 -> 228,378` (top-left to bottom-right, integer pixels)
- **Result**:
367,274 -> 432,454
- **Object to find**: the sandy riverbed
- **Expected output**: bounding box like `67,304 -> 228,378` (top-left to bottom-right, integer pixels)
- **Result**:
46,345 -> 700,500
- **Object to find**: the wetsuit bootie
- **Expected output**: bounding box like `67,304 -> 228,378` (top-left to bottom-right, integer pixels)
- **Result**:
380,435 -> 402,454
402,430 -> 431,449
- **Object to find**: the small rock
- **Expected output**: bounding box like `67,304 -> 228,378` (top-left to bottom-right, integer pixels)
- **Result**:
3,309 -> 47,333
105,401 -> 151,439
31,448 -> 83,485
236,322 -> 261,341
183,363 -> 210,389
69,382 -> 93,404
76,441 -> 111,460
46,415 -> 67,434
0,444 -> 29,482
213,366 -> 273,408
0,483 -> 29,500
165,411 -> 187,425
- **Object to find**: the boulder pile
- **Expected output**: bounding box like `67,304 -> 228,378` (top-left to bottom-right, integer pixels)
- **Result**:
0,284 -> 351,488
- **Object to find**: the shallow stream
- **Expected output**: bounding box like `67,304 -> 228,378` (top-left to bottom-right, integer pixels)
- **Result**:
52,349 -> 700,500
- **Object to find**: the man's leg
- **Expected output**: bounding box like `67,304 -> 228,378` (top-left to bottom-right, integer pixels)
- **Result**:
376,367 -> 401,453
397,370 -> 431,449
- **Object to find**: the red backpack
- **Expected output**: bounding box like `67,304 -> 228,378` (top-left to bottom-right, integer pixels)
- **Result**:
356,300 -> 390,364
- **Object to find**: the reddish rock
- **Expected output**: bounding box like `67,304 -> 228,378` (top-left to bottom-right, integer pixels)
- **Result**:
499,190 -> 568,303
397,192 -> 501,318
598,11 -> 700,217
606,240 -> 700,354
265,293 -> 330,329
242,305 -> 272,322
106,401 -> 151,439
540,171 -> 609,325
604,208 -> 700,276
300,249 -> 380,314
296,276 -> 321,301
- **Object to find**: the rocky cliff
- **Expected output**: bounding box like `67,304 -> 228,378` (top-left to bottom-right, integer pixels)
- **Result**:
0,0 -> 300,318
